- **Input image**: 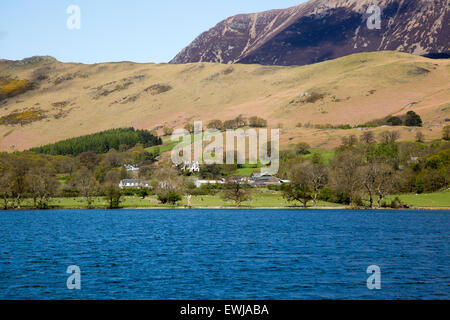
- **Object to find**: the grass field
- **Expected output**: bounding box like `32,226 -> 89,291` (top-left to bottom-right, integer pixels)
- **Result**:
303,148 -> 335,164
13,192 -> 340,209
146,136 -> 179,154
386,190 -> 450,208
7,189 -> 449,210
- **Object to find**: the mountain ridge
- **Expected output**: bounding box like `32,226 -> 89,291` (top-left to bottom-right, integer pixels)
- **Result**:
170,0 -> 449,66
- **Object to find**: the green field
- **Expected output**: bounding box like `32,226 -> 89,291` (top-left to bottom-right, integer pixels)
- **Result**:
386,190 -> 450,208
146,137 -> 179,154
303,148 -> 335,164
235,164 -> 261,176
13,192 -> 340,209
7,189 -> 449,210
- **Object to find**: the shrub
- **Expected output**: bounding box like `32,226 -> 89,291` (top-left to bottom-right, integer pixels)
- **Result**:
305,92 -> 325,103
136,188 -> 149,199
295,142 -> 311,155
318,188 -> 333,202
144,84 -> 172,95
158,192 -> 182,205
0,108 -> 47,125
0,78 -> 32,100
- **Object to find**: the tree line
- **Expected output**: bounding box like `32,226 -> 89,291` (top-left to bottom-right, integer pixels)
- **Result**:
0,144 -> 160,209
30,127 -> 162,156
279,128 -> 449,208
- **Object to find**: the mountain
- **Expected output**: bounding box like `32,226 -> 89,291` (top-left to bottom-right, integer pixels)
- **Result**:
0,52 -> 448,151
170,0 -> 449,66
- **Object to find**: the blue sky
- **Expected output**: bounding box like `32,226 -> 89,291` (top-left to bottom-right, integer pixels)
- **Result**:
0,0 -> 306,64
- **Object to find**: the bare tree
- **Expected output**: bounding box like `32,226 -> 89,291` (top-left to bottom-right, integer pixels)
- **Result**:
379,130 -> 400,143
163,126 -> 174,136
28,163 -> 59,209
374,164 -> 396,208
222,176 -> 252,207
152,164 -> 183,203
234,114 -> 247,127
283,162 -> 313,208
357,162 -> 381,208
341,135 -> 358,147
360,131 -> 376,145
415,131 -> 425,143
104,149 -> 125,168
330,150 -> 364,205
103,170 -> 123,209
207,120 -> 224,131
74,167 -> 99,209
308,162 -> 329,206
10,154 -> 30,209
0,160 -> 12,210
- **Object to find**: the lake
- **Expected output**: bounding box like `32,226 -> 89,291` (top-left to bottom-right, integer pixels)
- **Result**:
0,209 -> 448,300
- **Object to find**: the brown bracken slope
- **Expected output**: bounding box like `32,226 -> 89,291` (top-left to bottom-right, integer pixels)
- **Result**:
0,52 -> 448,151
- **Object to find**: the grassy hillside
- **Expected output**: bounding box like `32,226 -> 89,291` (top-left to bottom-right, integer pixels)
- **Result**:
0,51 -> 448,151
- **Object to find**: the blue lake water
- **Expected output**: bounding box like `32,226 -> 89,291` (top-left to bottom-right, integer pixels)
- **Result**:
0,209 -> 449,300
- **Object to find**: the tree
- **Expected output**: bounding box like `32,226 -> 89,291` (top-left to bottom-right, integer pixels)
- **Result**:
341,135 -> 358,147
104,184 -> 122,209
379,130 -> 400,143
309,162 -> 329,206
234,114 -> 247,127
357,163 -> 376,208
104,149 -> 125,168
207,120 -> 224,131
282,163 -> 313,208
405,111 -> 422,127
415,131 -> 425,143
223,119 -> 237,130
30,127 -> 161,156
77,151 -> 100,170
163,126 -> 174,136
330,150 -> 364,205
184,123 -> 195,133
222,176 -> 251,207
386,116 -> 403,126
248,116 -> 267,128
374,165 -> 396,208
103,170 -> 122,209
136,188 -> 149,199
10,154 -> 30,209
0,159 -> 12,210
360,131 -> 376,145
166,192 -> 182,205
28,162 -> 59,209
443,125 -> 450,141
74,167 -> 99,209
153,164 -> 184,204
357,162 -> 394,208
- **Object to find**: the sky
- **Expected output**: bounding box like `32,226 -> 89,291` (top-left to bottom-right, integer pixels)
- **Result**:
0,0 -> 306,64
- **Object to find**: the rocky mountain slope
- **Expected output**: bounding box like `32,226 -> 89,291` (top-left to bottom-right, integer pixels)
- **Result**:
171,0 -> 449,66
0,52 -> 448,151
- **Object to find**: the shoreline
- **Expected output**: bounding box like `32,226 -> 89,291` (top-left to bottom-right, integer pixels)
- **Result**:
2,206 -> 450,211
